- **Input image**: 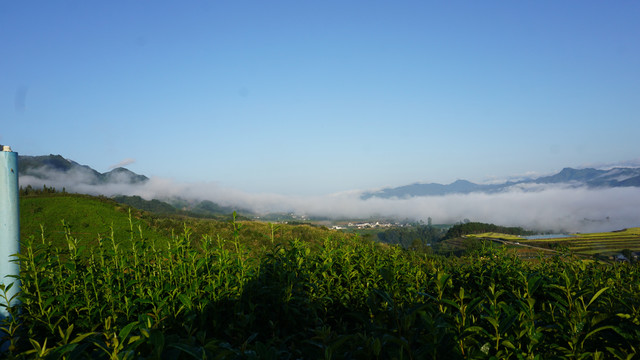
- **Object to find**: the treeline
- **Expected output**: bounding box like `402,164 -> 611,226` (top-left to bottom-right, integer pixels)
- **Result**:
20,184 -> 65,196
377,224 -> 445,251
108,196 -> 243,220
113,195 -> 176,214
444,221 -> 534,239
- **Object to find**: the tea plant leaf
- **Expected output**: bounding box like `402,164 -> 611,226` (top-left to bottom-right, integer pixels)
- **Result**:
501,339 -> 516,349
587,287 -> 609,309
178,293 -> 193,309
118,321 -> 139,341
461,326 -> 488,339
70,331 -> 97,344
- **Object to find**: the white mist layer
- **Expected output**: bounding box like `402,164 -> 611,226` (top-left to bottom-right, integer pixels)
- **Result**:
20,173 -> 640,233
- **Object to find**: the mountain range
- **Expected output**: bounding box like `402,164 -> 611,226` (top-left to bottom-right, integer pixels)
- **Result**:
18,154 -> 640,201
362,167 -> 640,199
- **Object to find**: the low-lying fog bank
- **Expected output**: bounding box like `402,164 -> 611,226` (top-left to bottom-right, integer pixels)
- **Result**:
20,171 -> 640,233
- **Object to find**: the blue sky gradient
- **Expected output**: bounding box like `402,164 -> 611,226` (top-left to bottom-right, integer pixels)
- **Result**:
3,1 -> 639,195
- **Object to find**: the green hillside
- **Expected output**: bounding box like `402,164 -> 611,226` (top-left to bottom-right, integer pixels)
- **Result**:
20,194 -> 167,249
19,193 -> 349,254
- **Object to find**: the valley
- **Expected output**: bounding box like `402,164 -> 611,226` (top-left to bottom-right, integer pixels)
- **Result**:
5,155 -> 640,359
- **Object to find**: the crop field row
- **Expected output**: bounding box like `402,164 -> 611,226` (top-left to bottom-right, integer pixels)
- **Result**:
466,228 -> 640,258
2,215 -> 640,359
575,228 -> 640,238
525,239 -> 640,257
568,241 -> 640,249
521,236 -> 639,244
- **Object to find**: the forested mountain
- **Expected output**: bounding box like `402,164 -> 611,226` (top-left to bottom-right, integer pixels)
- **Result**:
19,154 -> 148,184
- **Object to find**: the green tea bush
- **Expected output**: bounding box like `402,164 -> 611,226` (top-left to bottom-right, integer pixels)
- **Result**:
2,217 -> 639,359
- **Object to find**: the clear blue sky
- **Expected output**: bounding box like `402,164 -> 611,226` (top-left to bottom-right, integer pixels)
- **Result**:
2,1 -> 639,195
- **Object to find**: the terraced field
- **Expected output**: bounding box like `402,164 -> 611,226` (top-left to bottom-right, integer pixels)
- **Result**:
522,228 -> 640,257
465,228 -> 640,259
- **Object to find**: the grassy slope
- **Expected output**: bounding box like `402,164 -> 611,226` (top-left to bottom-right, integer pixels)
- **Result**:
465,232 -> 523,240
20,194 -> 168,249
19,193 -> 350,253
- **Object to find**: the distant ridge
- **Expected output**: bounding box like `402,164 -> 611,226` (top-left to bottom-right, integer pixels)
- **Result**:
362,167 -> 640,199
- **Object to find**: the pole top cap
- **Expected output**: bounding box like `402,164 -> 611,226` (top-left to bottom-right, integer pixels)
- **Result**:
1,145 -> 12,152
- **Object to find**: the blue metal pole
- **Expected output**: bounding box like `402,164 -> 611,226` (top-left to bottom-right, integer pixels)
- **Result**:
0,145 -> 20,319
